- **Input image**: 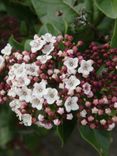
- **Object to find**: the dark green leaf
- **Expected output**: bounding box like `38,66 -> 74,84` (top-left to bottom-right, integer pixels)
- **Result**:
38,23 -> 61,36
9,36 -> 24,50
31,0 -> 78,33
24,39 -> 32,51
79,126 -> 111,156
94,0 -> 117,19
111,19 -> 117,48
57,119 -> 77,146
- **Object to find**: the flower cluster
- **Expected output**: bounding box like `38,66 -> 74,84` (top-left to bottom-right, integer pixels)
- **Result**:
0,33 -> 116,131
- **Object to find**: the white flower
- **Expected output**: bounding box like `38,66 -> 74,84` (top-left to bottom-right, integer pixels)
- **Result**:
78,60 -> 94,77
9,99 -> 21,111
82,82 -> 91,95
66,113 -> 73,120
100,119 -> 106,125
53,119 -> 61,126
33,80 -> 47,98
0,55 -> 5,69
22,114 -> 32,126
42,33 -> 56,43
42,43 -> 54,55
114,102 -> 117,108
37,121 -> 53,129
30,35 -> 45,53
8,87 -> 18,97
31,97 -> 44,110
38,114 -> 44,122
108,123 -> 115,131
81,119 -> 88,125
64,96 -> 79,112
15,109 -> 22,121
64,75 -> 80,90
26,63 -> 39,76
37,55 -> 52,64
14,75 -> 30,87
80,110 -> 87,118
92,107 -> 98,114
17,87 -> 32,102
13,63 -> 26,78
1,43 -> 12,56
64,57 -> 78,69
44,88 -> 59,104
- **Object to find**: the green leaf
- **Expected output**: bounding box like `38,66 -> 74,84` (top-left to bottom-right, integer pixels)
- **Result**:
38,23 -> 61,36
31,0 -> 78,33
57,119 -> 77,146
0,106 -> 16,147
24,39 -> 32,51
94,0 -> 117,19
79,126 -> 111,156
9,36 -> 24,50
0,127 -> 12,147
111,19 -> 117,48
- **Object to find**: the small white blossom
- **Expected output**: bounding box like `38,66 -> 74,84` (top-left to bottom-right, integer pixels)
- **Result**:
37,121 -> 53,129
31,97 -> 44,110
66,113 -> 73,120
44,88 -> 59,104
0,55 -> 5,69
37,55 -> 52,64
100,119 -> 106,125
92,107 -> 98,114
8,87 -> 18,97
42,43 -> 54,55
78,60 -> 94,77
105,108 -> 111,114
82,82 -> 91,95
9,99 -> 21,111
26,63 -> 39,76
30,35 -> 45,53
64,96 -> 79,112
22,114 -> 32,126
53,119 -> 61,126
38,114 -> 44,122
81,119 -> 88,125
80,110 -> 87,118
64,57 -> 78,69
114,102 -> 117,108
42,33 -> 56,43
1,43 -> 12,56
33,80 -> 47,98
108,123 -> 115,131
17,87 -> 32,102
64,75 -> 80,90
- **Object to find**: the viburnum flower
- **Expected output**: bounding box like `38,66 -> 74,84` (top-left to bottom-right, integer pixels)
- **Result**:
78,60 -> 94,77
42,43 -> 54,55
21,114 -> 32,126
64,57 -> 78,69
64,75 -> 80,90
64,96 -> 79,112
1,43 -> 12,56
44,88 -> 59,104
42,33 -> 56,43
31,97 -> 44,110
0,55 -> 5,70
33,80 -> 47,98
37,55 -> 52,64
30,34 -> 45,53
82,82 -> 92,95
